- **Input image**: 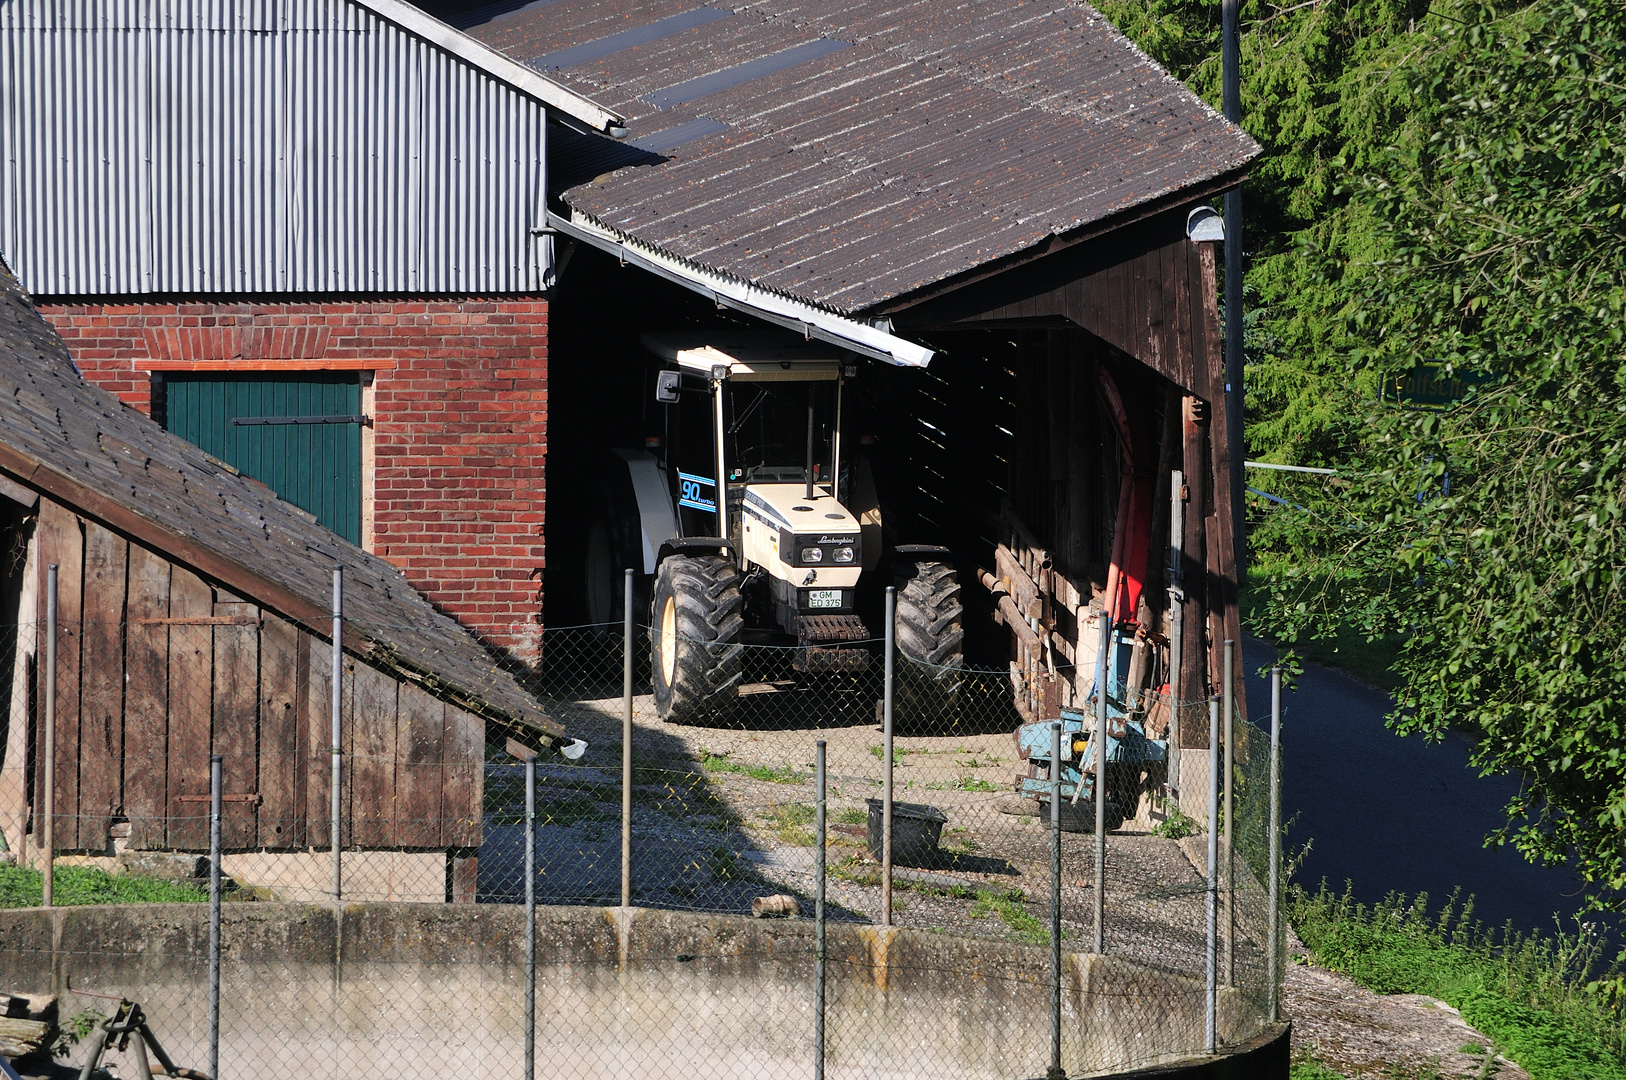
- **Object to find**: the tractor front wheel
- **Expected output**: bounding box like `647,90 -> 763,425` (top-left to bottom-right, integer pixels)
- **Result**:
651,554 -> 745,724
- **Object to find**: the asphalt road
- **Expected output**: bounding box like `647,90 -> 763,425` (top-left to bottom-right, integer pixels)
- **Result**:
1240,636 -> 1592,936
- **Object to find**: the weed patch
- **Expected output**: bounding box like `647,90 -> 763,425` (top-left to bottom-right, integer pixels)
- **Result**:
969,889 -> 1047,945
758,803 -> 817,847
699,748 -> 807,784
1291,884 -> 1626,1080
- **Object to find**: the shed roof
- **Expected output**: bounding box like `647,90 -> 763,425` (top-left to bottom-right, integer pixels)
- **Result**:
0,264 -> 566,748
452,0 -> 1260,316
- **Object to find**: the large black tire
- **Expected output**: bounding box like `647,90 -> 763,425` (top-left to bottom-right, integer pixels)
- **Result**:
584,518 -> 617,630
894,560 -> 965,723
651,555 -> 745,723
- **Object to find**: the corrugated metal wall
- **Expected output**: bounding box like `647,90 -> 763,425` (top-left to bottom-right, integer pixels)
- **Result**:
0,0 -> 549,296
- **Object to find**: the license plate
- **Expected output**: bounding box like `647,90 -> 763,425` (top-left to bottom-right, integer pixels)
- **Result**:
807,589 -> 841,609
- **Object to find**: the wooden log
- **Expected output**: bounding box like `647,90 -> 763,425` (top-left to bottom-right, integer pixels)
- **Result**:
977,570 -> 1041,651
751,894 -> 801,918
0,1017 -> 50,1059
78,521 -> 128,850
123,544 -> 170,849
994,546 -> 1043,621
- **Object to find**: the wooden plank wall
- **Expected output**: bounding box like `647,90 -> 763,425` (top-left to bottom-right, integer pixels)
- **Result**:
22,497 -> 485,853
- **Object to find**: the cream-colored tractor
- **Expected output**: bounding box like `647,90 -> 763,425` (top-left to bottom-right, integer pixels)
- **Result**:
588,333 -> 963,724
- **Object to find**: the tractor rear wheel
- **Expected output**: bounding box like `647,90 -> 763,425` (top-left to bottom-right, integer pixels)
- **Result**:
651,554 -> 745,724
894,560 -> 964,724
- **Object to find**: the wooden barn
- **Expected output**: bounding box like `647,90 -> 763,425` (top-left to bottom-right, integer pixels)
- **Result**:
472,0 -> 1260,809
0,263 -> 570,899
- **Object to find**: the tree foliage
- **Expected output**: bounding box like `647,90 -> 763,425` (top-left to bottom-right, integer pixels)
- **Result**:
1103,0 -> 1626,910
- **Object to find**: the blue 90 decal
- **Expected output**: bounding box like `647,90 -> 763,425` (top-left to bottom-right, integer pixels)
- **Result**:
677,472 -> 717,513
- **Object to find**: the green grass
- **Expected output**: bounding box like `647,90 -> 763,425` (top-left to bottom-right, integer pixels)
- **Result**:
836,807 -> 868,826
698,748 -> 807,784
0,865 -> 209,908
969,888 -> 1048,945
868,744 -> 920,765
925,776 -> 1001,792
1292,883 -> 1626,1080
758,803 -> 817,846
1289,1055 -> 1347,1080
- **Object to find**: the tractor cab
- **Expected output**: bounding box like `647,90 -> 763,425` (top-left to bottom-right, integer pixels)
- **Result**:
614,332 -> 962,724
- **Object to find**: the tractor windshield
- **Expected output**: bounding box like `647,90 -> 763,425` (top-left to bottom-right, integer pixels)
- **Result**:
726,381 -> 837,486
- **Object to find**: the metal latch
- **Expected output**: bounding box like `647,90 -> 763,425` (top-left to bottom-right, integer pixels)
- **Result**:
232,415 -> 369,426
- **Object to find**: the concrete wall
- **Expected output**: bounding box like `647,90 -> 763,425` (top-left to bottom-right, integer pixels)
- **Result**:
0,903 -> 1267,1080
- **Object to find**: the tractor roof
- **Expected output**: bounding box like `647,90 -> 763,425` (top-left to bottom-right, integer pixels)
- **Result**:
643,332 -> 847,381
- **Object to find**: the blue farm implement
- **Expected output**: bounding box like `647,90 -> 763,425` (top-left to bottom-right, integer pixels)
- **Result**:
1013,626 -> 1168,829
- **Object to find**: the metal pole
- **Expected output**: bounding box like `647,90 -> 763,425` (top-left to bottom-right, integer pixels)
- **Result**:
1267,665 -> 1283,1022
208,755 -> 222,1080
330,567 -> 343,902
1223,639 -> 1235,987
805,384 -> 817,502
815,740 -> 827,1080
1222,0 -> 1246,577
1206,695 -> 1220,1054
1167,471 -> 1184,801
1093,616 -> 1108,954
1049,721 -> 1065,1080
525,755 -> 536,1080
712,377 -> 729,541
41,565 -> 56,908
622,568 -> 634,909
881,586 -> 896,926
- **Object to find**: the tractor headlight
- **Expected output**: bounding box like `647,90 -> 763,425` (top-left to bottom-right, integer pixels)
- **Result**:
801,547 -> 824,564
832,546 -> 854,564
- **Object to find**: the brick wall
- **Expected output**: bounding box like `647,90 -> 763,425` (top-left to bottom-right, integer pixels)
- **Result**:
38,299 -> 548,664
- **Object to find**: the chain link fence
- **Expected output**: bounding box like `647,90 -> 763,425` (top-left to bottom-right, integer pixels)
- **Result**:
0,603 -> 1285,1079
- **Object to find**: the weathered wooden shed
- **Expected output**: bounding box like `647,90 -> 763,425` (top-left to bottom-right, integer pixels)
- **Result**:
461,0 -> 1260,787
0,263 -> 569,895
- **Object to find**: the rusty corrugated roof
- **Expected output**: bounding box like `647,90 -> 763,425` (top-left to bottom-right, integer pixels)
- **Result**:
451,0 -> 1260,315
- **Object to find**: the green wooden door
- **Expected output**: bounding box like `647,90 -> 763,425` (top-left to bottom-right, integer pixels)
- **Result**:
165,373 -> 363,544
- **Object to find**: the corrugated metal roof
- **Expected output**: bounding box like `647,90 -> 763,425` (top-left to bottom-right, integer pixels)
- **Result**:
0,260 -> 565,743
456,0 -> 1260,315
0,0 -> 617,297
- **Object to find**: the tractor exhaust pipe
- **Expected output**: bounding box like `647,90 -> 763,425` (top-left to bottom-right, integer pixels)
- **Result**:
805,383 -> 817,500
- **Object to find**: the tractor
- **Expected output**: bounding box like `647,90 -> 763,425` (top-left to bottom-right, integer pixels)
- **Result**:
584,332 -> 964,725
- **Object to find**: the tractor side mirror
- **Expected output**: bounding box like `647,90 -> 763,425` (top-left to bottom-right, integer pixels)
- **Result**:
655,370 -> 681,404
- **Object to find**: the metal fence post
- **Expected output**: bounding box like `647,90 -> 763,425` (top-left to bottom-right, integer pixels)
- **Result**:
1267,665 -> 1283,1022
1206,694 -> 1220,1054
525,752 -> 537,1080
1167,470 -> 1184,801
1222,639 -> 1235,987
208,754 -> 222,1080
1049,721 -> 1065,1080
622,568 -> 634,910
330,566 -> 343,902
881,585 -> 895,927
41,564 -> 56,908
1093,616 -> 1109,954
815,739 -> 827,1080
